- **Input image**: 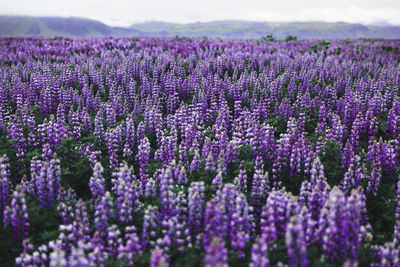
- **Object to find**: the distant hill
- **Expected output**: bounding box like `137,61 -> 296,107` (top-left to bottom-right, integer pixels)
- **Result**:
1,16 -> 400,39
0,16 -> 144,37
129,20 -> 400,39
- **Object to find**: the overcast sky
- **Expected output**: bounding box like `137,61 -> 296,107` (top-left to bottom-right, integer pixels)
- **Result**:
0,0 -> 399,26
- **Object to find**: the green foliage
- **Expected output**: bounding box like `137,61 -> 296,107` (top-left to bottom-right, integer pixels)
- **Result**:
366,180 -> 397,245
27,197 -> 60,246
268,115 -> 287,137
284,35 -> 297,42
56,137 -> 92,198
0,225 -> 16,266
318,40 -> 331,49
268,239 -> 289,265
261,34 -> 276,42
320,141 -> 344,187
169,248 -> 204,267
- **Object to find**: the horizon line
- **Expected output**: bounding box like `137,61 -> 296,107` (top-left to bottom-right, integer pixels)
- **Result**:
0,14 -> 399,27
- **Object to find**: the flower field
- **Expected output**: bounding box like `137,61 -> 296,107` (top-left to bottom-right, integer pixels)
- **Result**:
0,36 -> 399,266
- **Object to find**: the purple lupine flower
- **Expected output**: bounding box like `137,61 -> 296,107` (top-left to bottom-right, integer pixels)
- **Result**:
72,199 -> 91,244
251,232 -> 270,267
94,191 -> 114,240
0,154 -> 11,221
212,170 -> 223,187
230,192 -> 253,258
286,215 -> 308,267
394,180 -> 400,249
190,149 -> 202,173
144,177 -> 157,199
94,110 -> 105,142
205,151 -> 216,173
118,226 -> 143,264
204,198 -> 226,250
299,157 -> 330,221
4,185 -> 29,244
150,247 -> 170,267
111,162 -> 142,223
48,240 -> 67,266
318,187 -> 367,263
204,237 -> 228,267
68,240 -> 91,267
106,224 -> 122,259
137,136 -> 151,182
89,162 -> 106,200
142,205 -> 160,250
29,156 -> 62,209
340,155 -> 366,194
188,181 -> 205,237
250,165 -> 270,207
377,242 -> 398,267
233,161 -> 248,192
159,167 -> 176,218
57,188 -> 77,225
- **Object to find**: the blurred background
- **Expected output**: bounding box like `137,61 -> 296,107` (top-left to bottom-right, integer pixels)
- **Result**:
0,0 -> 399,38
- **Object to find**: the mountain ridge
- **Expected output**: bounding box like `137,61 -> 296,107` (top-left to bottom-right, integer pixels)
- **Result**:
1,15 -> 400,39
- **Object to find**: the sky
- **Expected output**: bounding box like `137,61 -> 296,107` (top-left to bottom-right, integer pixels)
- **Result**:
0,0 -> 400,26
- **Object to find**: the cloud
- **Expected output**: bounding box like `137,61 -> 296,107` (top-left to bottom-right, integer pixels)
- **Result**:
0,0 -> 399,26
237,6 -> 400,25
